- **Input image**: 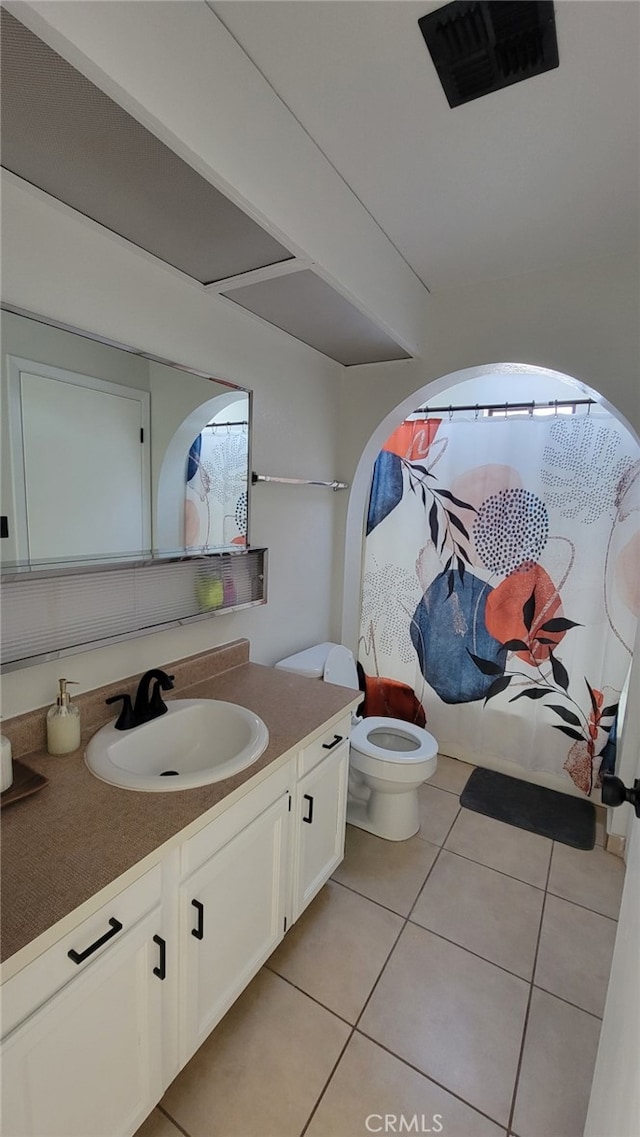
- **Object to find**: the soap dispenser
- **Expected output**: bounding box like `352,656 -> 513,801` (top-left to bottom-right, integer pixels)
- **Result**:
46,679 -> 81,755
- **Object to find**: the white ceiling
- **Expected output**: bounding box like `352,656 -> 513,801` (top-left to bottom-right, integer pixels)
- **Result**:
212,0 -> 640,292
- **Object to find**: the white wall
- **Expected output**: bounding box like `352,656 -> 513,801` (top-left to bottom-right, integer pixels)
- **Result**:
0,173 -> 343,716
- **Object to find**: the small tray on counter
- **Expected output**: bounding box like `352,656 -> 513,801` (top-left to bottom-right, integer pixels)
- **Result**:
1,760 -> 48,809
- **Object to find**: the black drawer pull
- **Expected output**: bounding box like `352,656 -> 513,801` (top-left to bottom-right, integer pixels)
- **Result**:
67,917 -> 123,964
153,935 -> 166,980
322,734 -> 343,751
303,794 -> 314,824
191,899 -> 204,940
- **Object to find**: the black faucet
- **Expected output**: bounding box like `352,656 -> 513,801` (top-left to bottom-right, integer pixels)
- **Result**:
106,669 -> 175,731
133,669 -> 175,725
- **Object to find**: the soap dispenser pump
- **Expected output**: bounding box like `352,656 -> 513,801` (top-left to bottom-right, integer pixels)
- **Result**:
46,679 -> 81,756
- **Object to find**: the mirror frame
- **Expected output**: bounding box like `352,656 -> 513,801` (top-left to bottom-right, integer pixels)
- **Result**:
0,303 -> 253,580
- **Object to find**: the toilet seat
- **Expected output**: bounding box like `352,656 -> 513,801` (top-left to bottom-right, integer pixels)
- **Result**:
351,717 -> 438,764
324,644 -> 361,688
324,645 -> 437,765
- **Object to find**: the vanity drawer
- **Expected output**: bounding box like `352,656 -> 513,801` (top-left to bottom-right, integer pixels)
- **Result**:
297,713 -> 351,778
1,864 -> 162,1038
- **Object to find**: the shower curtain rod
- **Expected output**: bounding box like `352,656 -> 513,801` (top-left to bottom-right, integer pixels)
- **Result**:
414,398 -> 595,415
203,420 -> 248,428
252,473 -> 349,491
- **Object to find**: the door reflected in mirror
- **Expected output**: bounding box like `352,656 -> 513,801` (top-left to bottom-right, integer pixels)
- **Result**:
1,307 -> 251,573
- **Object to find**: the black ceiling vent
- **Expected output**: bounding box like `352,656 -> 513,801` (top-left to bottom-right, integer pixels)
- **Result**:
418,1 -> 559,107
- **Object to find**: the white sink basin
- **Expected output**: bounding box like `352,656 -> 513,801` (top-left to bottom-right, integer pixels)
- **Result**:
85,699 -> 269,792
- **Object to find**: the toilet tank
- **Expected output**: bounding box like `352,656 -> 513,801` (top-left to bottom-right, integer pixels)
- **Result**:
274,642 -> 338,679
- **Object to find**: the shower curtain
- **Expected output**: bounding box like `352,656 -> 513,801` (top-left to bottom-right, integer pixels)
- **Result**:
360,411 -> 640,795
185,423 -> 248,550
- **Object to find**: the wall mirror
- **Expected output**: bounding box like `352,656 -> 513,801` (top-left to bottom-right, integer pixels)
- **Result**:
1,306 -> 251,576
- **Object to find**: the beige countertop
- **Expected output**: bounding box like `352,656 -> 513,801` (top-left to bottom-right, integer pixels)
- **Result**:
1,659 -> 359,968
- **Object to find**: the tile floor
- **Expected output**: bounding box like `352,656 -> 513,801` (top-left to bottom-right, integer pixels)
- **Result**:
137,756 -> 625,1137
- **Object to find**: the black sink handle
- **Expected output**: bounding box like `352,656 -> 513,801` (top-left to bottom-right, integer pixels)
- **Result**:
106,693 -> 136,731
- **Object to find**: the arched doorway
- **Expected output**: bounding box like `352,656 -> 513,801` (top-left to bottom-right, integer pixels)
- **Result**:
342,362 -> 639,806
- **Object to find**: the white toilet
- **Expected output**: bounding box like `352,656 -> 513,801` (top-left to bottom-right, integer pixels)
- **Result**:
275,643 -> 438,841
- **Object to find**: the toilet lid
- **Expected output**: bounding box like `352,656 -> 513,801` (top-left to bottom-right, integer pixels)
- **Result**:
351,717 -> 438,764
275,642 -> 336,678
324,644 -> 359,689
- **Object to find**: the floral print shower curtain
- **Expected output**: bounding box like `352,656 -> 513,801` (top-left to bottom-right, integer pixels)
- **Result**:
360,411 -> 640,796
185,423 -> 248,550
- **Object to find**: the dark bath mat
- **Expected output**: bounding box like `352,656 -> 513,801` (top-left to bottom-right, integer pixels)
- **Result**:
460,767 -> 596,850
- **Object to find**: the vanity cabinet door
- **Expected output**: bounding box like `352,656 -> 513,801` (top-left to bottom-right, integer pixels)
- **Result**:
179,791 -> 289,1065
0,907 -> 164,1137
291,742 -> 349,922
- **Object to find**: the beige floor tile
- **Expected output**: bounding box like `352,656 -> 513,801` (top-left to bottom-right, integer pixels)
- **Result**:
332,825 -> 439,915
534,893 -> 617,1016
306,1031 -> 505,1137
445,809 -> 552,887
512,988 -> 601,1137
429,753 -> 475,795
411,850 -> 544,978
161,968 -> 350,1137
417,784 -> 461,845
267,880 -> 403,1022
134,1110 -> 182,1137
359,922 -> 528,1127
548,841 -> 625,918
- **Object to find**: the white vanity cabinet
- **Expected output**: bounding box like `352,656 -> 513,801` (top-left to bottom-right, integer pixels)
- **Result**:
177,766 -> 291,1064
0,868 -> 165,1137
290,715 -> 350,921
0,705 -> 354,1137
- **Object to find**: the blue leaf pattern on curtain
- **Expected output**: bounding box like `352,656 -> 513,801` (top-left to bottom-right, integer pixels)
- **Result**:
411,570 -> 506,704
366,451 -> 404,534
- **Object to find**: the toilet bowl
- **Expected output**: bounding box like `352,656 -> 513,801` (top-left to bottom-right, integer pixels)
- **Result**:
275,643 -> 438,841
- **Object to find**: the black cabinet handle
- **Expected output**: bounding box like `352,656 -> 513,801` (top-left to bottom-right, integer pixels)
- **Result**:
191,899 -> 204,940
67,917 -> 123,964
153,935 -> 166,980
322,734 -> 343,751
303,794 -> 314,824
